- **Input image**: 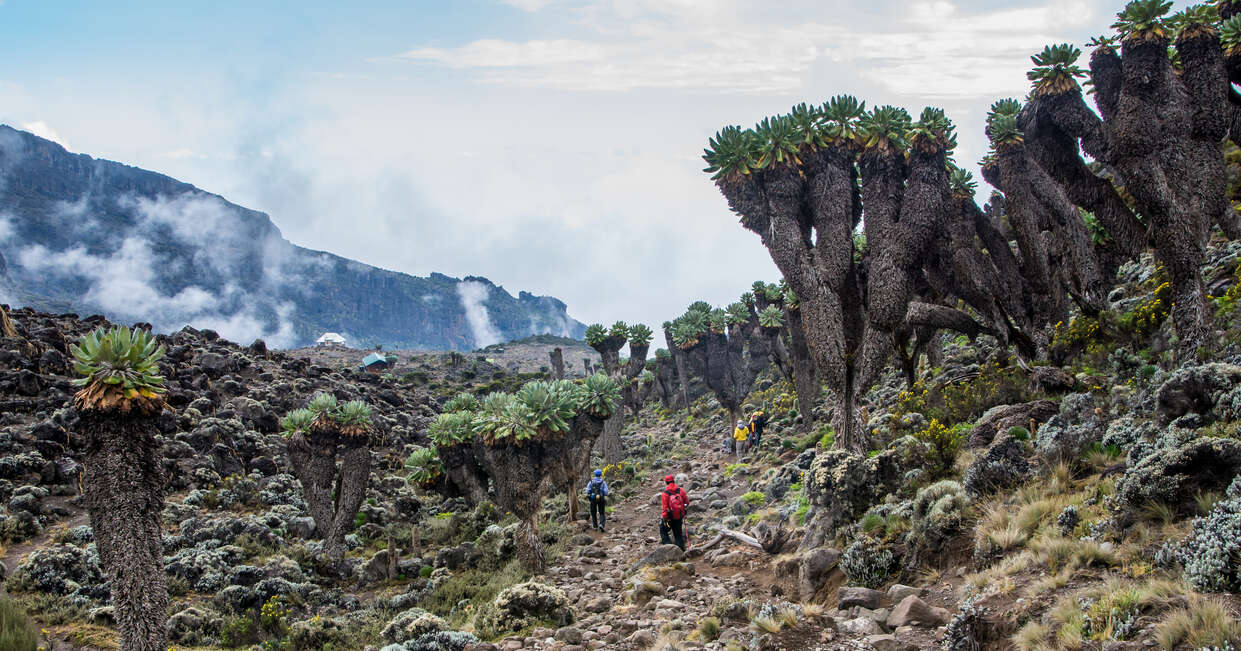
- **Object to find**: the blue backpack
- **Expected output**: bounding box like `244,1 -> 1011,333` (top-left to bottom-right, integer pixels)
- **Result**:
587,477 -> 608,498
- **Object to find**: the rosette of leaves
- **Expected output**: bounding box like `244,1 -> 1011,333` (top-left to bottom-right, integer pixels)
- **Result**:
740,291 -> 756,308
513,381 -> 577,435
1111,0 -> 1174,41
948,166 -> 978,198
405,446 -> 443,487
638,369 -> 655,385
474,392 -> 537,445
280,408 -> 314,438
782,286 -> 800,311
857,105 -> 912,152
608,321 -> 629,340
908,106 -> 957,153
1222,14 -> 1241,54
753,114 -> 803,170
703,124 -> 760,184
627,323 -> 654,347
725,302 -> 750,326
758,305 -> 786,330
333,400 -> 373,438
584,324 -> 608,347
671,314 -> 706,349
70,325 -> 167,412
307,392 -> 340,433
1027,44 -> 1086,96
578,373 -> 620,419
708,308 -> 729,333
820,94 -> 865,144
444,392 -> 479,413
428,411 -> 476,446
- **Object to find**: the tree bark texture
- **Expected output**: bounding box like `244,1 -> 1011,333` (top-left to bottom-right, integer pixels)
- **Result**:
324,443 -> 371,560
79,409 -> 168,651
549,348 -> 565,380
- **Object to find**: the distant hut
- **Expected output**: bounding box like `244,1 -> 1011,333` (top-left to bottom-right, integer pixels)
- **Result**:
360,352 -> 398,373
316,332 -> 347,347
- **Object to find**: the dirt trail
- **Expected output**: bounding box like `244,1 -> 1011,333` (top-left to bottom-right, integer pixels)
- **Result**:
1,497 -> 89,578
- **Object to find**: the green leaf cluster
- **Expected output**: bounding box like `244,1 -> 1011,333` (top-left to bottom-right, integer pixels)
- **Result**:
426,374 -> 620,446
758,305 -> 786,329
1027,44 -> 1086,96
703,95 -> 956,185
70,325 -> 167,398
405,446 -> 443,486
1112,0 -> 1174,40
627,323 -> 654,347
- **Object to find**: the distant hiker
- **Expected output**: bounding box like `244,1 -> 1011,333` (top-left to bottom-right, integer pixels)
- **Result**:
586,469 -> 610,532
733,419 -> 750,459
748,410 -> 769,450
659,474 -> 690,550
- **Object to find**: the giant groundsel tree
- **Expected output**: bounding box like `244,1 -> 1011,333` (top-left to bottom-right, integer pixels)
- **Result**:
703,100 -> 1009,450
1020,0 -> 1241,356
424,375 -> 619,571
70,326 -> 169,651
283,393 -> 376,561
585,322 -> 653,463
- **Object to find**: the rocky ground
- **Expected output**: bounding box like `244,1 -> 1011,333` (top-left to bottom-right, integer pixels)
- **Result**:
2,241 -> 1241,651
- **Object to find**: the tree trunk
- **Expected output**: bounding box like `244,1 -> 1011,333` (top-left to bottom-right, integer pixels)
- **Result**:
549,348 -> 565,380
599,413 -> 624,465
288,432 -> 336,538
386,531 -> 398,579
517,516 -> 545,573
325,444 -> 371,561
79,410 -> 168,651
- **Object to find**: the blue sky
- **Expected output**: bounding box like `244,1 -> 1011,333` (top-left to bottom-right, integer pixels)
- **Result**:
1,0 -> 1138,332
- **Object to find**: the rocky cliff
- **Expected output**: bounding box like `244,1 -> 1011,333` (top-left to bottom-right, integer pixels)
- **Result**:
0,125 -> 584,350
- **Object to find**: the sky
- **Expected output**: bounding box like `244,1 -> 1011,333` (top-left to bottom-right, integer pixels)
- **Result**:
0,0 -> 1141,332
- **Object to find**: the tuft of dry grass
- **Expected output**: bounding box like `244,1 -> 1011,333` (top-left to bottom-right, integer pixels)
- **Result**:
1012,620 -> 1054,651
1155,596 -> 1241,649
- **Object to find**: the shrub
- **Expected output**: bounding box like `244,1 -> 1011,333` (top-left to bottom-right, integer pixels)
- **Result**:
476,581 -> 573,636
741,491 -> 766,507
1171,476 -> 1241,593
1057,506 -> 1080,537
840,537 -> 895,589
380,608 -> 447,644
0,596 -> 37,651
940,597 -> 981,651
912,419 -> 969,478
379,631 -> 480,651
1007,426 -> 1029,441
907,480 -> 969,554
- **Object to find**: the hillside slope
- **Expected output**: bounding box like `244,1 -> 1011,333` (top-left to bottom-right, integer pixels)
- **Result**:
0,125 -> 584,350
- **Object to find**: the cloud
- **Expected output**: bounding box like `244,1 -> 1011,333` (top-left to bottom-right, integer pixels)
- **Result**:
156,148 -> 206,160
0,213 -> 12,243
10,192 -> 307,347
20,121 -> 70,150
395,0 -> 1098,96
457,281 -> 502,348
499,0 -> 562,12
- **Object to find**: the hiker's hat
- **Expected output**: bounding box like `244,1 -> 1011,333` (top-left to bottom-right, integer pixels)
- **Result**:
664,474 -> 674,483
736,420 -> 745,427
594,469 -> 602,477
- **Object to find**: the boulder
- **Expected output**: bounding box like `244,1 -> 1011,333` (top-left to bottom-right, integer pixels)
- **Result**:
630,544 -> 684,571
967,401 -> 1057,448
798,547 -> 842,601
838,586 -> 883,610
864,634 -> 918,651
886,596 -> 950,628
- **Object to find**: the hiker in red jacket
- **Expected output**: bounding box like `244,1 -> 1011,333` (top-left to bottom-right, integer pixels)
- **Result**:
659,474 -> 690,550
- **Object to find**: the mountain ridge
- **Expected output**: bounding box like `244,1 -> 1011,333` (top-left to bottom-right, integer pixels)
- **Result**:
0,124 -> 584,350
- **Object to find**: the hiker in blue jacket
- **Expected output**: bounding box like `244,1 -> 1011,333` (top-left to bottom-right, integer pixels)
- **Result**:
586,469 -> 610,532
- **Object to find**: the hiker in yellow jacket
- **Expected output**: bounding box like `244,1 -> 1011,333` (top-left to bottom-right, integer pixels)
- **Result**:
733,419 -> 750,459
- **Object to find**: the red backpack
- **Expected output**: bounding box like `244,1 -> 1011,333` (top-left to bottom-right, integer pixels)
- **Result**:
665,487 -> 687,520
